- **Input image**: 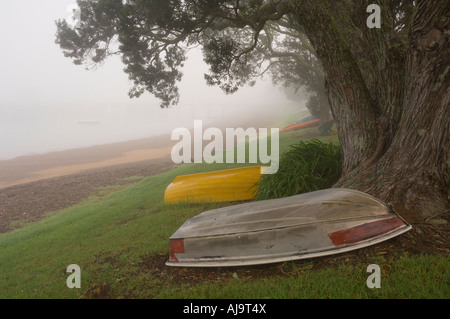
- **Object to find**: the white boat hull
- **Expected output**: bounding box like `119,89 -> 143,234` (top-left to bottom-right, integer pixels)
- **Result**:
166,188 -> 411,267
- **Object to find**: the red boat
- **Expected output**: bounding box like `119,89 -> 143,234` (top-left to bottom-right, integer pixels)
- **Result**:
280,118 -> 321,132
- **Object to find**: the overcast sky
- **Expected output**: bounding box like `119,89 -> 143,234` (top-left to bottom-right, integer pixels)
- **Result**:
0,1 -> 297,160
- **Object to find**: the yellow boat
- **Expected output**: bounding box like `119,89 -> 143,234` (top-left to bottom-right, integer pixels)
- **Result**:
164,166 -> 264,204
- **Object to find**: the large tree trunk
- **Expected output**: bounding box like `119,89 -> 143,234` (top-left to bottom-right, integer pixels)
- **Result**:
367,1 -> 450,219
294,0 -> 449,220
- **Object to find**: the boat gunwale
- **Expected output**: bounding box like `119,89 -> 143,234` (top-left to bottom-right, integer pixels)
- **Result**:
166,222 -> 412,267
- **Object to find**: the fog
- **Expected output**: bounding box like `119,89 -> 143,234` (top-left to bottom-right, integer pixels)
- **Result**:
0,1 -> 302,160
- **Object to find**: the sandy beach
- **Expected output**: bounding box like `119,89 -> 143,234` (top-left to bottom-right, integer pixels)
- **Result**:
0,132 -> 176,234
0,133 -> 174,189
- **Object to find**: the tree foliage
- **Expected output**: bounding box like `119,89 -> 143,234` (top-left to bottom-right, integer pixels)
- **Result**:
55,1 -> 422,109
56,0 -> 297,107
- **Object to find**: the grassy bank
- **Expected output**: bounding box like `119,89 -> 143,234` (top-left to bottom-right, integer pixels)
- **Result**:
0,119 -> 448,299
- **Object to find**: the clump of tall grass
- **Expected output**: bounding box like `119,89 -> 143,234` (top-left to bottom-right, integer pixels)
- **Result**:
254,139 -> 342,200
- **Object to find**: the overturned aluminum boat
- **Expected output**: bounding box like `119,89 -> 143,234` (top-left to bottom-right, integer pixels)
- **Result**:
166,188 -> 411,267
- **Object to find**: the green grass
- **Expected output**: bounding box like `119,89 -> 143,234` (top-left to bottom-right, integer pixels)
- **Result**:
0,117 -> 448,299
155,254 -> 449,299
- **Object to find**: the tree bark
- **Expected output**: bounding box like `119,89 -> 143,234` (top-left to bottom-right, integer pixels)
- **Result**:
294,0 -> 449,219
367,1 -> 450,219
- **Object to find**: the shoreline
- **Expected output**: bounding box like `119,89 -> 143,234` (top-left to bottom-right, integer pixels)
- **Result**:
0,133 -> 174,190
0,113 -> 280,234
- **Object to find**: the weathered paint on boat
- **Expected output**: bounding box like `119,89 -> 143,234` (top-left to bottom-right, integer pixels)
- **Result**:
166,188 -> 411,267
164,166 -> 263,204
